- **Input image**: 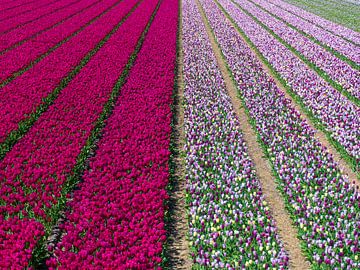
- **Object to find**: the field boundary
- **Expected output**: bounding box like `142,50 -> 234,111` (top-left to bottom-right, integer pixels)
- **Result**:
164,0 -> 191,268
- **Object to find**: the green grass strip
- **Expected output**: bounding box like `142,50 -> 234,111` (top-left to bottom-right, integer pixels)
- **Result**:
0,0 -> 131,162
29,0 -> 162,267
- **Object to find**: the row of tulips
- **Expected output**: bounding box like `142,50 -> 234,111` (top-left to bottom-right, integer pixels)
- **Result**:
0,0 -> 54,21
225,0 -> 360,166
268,0 -> 360,45
0,0 -> 39,13
183,0 -> 289,268
47,1 -> 177,267
249,0 -> 360,65
201,0 -> 360,268
0,0 -> 81,34
0,0 -> 132,145
0,0 -> 98,54
237,0 -> 359,99
0,0 -> 119,82
0,0 -> 158,267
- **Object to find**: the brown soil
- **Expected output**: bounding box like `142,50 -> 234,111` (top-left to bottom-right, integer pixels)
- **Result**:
165,0 -> 192,268
196,1 -> 310,269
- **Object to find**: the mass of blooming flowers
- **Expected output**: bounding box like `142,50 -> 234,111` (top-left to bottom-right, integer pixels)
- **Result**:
223,0 -> 360,165
47,0 -> 177,268
183,0 -> 289,268
0,0 -> 138,144
268,0 -> 360,45
0,0 -> 157,266
0,0 -> 82,36
201,0 -> 360,268
0,0 -> 121,82
236,0 -> 359,99
248,0 -> 360,64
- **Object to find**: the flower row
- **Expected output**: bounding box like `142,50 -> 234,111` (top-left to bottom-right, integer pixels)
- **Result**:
183,0 -> 289,268
202,0 -> 360,267
269,0 -> 360,45
229,0 -> 360,164
0,1 -> 156,267
249,0 -> 360,64
0,0 -> 118,82
0,0 -> 39,14
0,0 -> 55,22
47,0 -> 177,267
0,0 -> 80,35
0,0 -> 137,144
237,0 -> 359,99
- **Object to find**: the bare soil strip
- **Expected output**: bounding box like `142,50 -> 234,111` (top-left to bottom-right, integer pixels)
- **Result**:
165,0 -> 192,268
196,1 -> 310,269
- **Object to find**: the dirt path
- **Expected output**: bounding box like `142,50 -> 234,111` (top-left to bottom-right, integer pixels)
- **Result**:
196,0 -> 311,269
165,0 -> 192,268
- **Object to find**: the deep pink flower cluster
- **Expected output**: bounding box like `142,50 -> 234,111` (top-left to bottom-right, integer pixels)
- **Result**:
0,0 -> 80,34
0,0 -> 138,143
0,0 -> 39,14
0,216 -> 44,269
0,0 -> 52,21
0,0 -> 121,81
47,0 -> 177,268
0,0 -> 158,266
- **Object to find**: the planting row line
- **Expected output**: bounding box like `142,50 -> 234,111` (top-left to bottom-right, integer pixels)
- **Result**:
249,0 -> 360,65
237,0 -> 360,101
0,0 -> 82,35
183,0 -> 289,268
201,0 -> 360,267
0,0 -> 58,22
48,0 -> 177,267
0,0 -> 157,267
0,0 -> 119,83
228,0 -> 360,169
269,0 -> 360,44
0,0 -> 126,151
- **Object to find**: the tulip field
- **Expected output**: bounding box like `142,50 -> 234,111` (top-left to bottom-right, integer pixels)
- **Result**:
0,0 -> 359,269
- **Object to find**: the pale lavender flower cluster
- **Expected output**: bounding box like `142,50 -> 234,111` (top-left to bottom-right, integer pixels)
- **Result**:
269,0 -> 360,45
249,0 -> 360,64
183,0 -> 289,268
239,0 -> 359,98
225,0 -> 360,163
201,0 -> 360,268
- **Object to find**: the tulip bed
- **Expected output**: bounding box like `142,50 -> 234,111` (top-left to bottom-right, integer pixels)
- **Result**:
1,0 -> 82,34
200,0 -> 360,267
245,0 -> 360,65
236,0 -> 360,100
224,0 -> 360,168
183,0 -> 289,268
268,0 -> 360,44
0,0 -> 118,81
0,0 -> 161,267
46,0 -> 177,267
1,0 -> 359,268
0,0 -> 136,147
